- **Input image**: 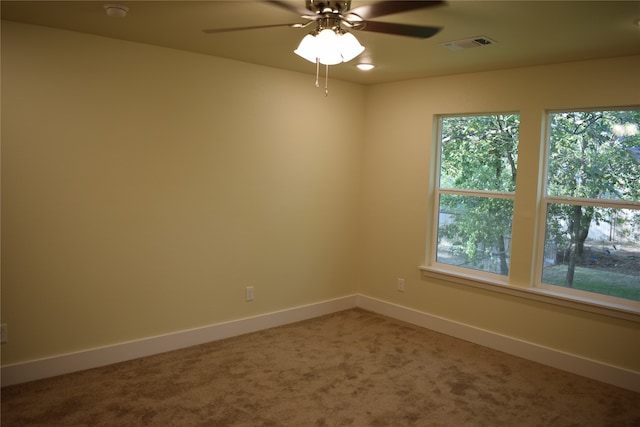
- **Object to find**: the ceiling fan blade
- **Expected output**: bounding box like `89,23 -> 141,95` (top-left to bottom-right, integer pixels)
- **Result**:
358,21 -> 441,39
349,1 -> 444,20
265,0 -> 316,18
202,23 -> 300,34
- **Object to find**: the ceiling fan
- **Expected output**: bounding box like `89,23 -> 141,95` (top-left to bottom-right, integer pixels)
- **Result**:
203,1 -> 445,94
203,1 -> 444,39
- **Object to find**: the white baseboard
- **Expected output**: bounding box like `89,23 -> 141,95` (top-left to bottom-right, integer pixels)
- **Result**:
1,295 -> 358,387
3,293 -> 638,393
356,295 -> 640,393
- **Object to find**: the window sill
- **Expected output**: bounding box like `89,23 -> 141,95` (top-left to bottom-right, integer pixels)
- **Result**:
419,265 -> 640,323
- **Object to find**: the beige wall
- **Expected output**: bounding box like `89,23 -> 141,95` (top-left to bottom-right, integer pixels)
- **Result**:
1,21 -> 364,364
359,56 -> 640,371
2,20 -> 640,374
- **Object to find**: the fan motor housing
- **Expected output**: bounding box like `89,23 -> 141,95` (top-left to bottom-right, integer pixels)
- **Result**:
306,0 -> 351,14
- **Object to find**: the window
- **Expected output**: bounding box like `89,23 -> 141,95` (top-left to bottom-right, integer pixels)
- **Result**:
422,107 -> 640,320
539,109 -> 640,304
433,114 -> 519,277
425,108 -> 640,317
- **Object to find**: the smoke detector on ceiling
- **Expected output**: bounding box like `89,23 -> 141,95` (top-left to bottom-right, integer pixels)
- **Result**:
104,4 -> 129,18
441,36 -> 497,51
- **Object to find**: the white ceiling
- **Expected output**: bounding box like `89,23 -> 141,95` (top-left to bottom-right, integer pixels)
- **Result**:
2,0 -> 640,85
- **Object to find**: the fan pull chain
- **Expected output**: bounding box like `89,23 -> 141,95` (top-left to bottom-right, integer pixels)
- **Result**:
324,63 -> 329,97
312,58 -> 329,96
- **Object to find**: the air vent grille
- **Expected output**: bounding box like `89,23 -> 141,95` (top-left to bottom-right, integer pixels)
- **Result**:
441,36 -> 496,51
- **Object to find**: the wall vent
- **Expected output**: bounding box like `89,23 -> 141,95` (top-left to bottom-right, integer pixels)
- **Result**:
441,36 -> 497,51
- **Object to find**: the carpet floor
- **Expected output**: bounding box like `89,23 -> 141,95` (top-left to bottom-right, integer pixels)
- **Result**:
2,308 -> 639,426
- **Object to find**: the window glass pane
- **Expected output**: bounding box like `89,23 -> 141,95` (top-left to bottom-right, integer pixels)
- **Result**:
547,110 -> 640,201
437,194 -> 513,275
439,114 -> 519,191
542,203 -> 640,301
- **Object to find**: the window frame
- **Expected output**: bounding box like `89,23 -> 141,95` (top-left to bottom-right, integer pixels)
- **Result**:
421,107 -> 640,323
533,107 -> 640,312
428,112 -> 518,283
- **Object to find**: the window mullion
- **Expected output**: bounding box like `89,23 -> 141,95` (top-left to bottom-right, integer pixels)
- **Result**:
439,188 -> 515,199
545,196 -> 640,210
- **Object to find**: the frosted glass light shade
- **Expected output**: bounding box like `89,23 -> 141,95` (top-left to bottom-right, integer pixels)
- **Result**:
294,34 -> 319,63
339,32 -> 365,62
316,29 -> 343,65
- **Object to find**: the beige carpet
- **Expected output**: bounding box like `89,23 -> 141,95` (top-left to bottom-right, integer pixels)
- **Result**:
2,308 -> 639,426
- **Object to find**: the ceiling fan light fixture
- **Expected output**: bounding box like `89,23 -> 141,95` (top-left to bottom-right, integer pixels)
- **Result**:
205,0 -> 445,95
294,28 -> 364,65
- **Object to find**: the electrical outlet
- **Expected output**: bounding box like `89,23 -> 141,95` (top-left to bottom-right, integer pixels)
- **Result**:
397,278 -> 405,292
245,286 -> 254,302
0,324 -> 7,344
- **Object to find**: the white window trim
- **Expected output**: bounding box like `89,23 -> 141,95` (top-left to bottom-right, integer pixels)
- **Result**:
424,109 -> 640,323
430,113 -> 517,274
531,107 -> 640,318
